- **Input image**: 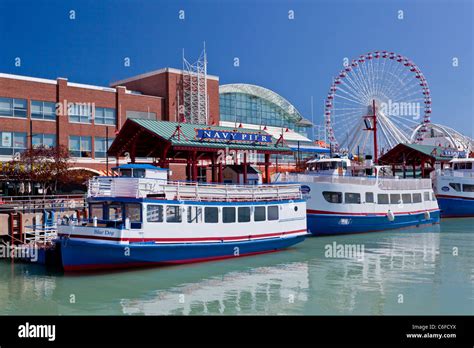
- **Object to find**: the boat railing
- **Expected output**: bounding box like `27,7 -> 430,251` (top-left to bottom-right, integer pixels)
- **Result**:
88,176 -> 302,201
438,169 -> 474,178
282,173 -> 432,190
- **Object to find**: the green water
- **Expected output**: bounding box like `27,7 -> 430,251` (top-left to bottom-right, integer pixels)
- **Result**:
1,220 -> 473,315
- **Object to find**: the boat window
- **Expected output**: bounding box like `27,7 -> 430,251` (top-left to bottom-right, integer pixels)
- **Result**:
323,191 -> 343,204
222,207 -> 236,223
204,207 -> 218,223
268,206 -> 279,221
466,162 -> 472,170
345,192 -> 361,204
89,203 -> 104,220
390,194 -> 401,205
365,192 -> 374,203
108,204 -> 123,221
342,162 -> 347,169
166,205 -> 182,223
147,205 -> 163,223
120,169 -> 132,177
423,192 -> 430,202
238,207 -> 251,223
431,192 -> 437,201
402,194 -> 412,204
133,169 -> 146,178
463,184 -> 474,192
254,206 -> 266,222
377,194 -> 389,204
187,206 -> 202,223
449,183 -> 461,192
413,193 -> 422,203
125,203 -> 141,222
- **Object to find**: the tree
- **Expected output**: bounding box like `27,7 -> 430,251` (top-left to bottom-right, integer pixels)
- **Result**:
7,145 -> 73,195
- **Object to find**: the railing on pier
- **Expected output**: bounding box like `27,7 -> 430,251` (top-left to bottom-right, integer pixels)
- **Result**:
282,173 -> 432,190
0,194 -> 86,213
23,224 -> 58,245
88,177 -> 303,202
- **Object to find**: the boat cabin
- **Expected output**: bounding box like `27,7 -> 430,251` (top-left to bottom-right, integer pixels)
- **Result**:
112,164 -> 168,180
306,158 -> 351,175
449,158 -> 474,172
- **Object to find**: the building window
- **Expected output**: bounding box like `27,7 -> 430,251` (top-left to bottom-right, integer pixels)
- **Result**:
0,97 -> 27,118
402,193 -> 412,204
126,110 -> 156,120
0,131 -> 27,155
94,137 -> 114,158
32,134 -> 56,148
31,100 -> 56,120
345,192 -> 361,204
187,206 -> 202,223
94,107 -> 116,125
205,207 -> 219,223
268,206 -> 279,221
390,194 -> 401,205
323,191 -> 343,204
69,136 -> 92,157
166,205 -> 182,223
223,207 -> 236,223
413,193 -> 422,203
377,194 -> 389,204
254,206 -> 266,222
365,192 -> 374,203
69,103 -> 92,123
147,205 -> 163,223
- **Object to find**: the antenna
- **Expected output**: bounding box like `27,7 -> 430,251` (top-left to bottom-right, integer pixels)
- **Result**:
182,42 -> 208,124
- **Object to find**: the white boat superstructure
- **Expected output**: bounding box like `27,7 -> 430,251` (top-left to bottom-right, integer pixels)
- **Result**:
432,158 -> 474,217
279,157 -> 440,235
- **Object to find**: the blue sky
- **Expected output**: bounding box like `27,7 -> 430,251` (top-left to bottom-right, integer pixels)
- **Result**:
0,0 -> 472,138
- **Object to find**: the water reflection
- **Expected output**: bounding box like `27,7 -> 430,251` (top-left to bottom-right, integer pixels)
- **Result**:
0,221 -> 472,315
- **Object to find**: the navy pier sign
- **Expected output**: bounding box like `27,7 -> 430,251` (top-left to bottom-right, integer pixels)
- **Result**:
195,129 -> 272,143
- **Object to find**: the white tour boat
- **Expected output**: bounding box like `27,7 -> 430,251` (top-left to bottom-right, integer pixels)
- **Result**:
57,164 -> 308,271
279,157 -> 440,236
432,158 -> 474,217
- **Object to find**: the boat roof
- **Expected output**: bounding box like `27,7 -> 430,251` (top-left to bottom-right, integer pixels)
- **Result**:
307,157 -> 351,164
112,164 -> 167,171
449,158 -> 474,163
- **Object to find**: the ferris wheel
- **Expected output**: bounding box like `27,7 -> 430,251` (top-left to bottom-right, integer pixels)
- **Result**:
324,51 -> 432,156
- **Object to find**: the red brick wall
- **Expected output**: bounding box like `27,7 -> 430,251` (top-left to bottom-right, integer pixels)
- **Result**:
111,69 -> 220,124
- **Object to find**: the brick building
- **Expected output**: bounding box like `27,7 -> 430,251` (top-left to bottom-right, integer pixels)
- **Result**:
0,68 -> 219,177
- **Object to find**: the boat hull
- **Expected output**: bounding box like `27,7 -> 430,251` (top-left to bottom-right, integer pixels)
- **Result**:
59,235 -> 307,271
307,209 -> 440,236
437,196 -> 474,218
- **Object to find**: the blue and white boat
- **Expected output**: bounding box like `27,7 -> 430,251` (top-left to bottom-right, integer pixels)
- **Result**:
279,157 -> 440,236
57,164 -> 307,271
432,158 -> 474,218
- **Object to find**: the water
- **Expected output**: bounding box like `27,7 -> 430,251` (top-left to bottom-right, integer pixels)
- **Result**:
1,220 -> 473,315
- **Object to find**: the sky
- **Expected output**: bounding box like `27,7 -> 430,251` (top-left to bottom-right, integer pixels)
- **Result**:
0,0 -> 472,138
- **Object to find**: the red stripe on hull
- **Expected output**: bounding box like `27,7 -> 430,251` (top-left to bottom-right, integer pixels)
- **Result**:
59,229 -> 307,243
63,249 -> 279,272
307,208 -> 439,216
436,194 -> 474,201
